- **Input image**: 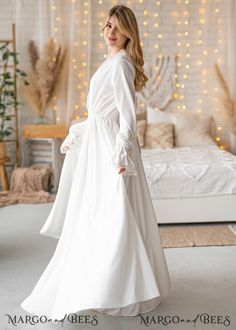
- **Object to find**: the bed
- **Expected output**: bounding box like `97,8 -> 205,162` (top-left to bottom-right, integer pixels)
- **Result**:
137,109 -> 236,224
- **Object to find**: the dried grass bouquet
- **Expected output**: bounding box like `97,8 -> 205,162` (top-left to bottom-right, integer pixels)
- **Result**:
23,38 -> 67,123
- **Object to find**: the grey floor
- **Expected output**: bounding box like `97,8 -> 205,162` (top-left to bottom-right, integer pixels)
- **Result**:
0,203 -> 236,330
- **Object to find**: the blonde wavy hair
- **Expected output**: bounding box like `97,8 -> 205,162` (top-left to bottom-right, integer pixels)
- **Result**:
101,5 -> 148,92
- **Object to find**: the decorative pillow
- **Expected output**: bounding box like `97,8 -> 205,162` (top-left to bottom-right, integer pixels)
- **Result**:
146,106 -> 172,124
143,123 -> 174,149
147,106 -> 216,147
137,119 -> 147,147
171,112 -> 216,147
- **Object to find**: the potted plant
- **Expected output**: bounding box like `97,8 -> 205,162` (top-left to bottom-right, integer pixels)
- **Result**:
0,41 -> 28,158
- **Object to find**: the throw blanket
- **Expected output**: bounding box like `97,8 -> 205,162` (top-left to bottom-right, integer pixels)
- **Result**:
0,165 -> 54,207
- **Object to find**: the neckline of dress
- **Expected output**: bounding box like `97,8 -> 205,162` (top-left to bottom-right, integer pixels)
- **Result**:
106,48 -> 126,60
97,49 -> 128,71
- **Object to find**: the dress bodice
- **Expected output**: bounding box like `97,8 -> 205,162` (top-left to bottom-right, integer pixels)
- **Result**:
86,49 -> 135,122
61,48 -> 139,176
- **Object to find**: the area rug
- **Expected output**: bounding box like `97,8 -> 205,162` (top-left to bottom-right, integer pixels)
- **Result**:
159,223 -> 236,248
0,165 -> 54,207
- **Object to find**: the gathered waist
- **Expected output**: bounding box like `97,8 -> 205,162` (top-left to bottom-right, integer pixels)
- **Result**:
87,111 -> 119,124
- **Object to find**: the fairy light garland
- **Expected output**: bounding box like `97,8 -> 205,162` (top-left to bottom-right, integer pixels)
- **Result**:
171,0 -> 190,111
74,0 -> 89,120
50,1 -> 60,123
198,0 -> 207,119
171,2 -> 181,106
181,0 -> 190,111
48,0 -> 228,145
215,3 -> 226,149
213,0 -> 227,149
50,0 -> 90,122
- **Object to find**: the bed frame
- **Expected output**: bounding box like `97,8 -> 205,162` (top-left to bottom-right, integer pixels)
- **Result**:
153,194 -> 236,224
138,111 -> 236,224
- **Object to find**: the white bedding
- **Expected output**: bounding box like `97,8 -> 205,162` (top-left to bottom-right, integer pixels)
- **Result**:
141,146 -> 236,199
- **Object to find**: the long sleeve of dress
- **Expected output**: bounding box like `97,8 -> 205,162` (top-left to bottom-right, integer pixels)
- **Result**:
110,58 -> 138,176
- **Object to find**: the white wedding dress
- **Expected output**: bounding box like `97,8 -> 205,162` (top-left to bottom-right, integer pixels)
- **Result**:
21,49 -> 171,319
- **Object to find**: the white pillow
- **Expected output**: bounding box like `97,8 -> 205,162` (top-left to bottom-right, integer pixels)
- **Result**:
147,106 -> 173,124
146,106 -> 216,147
170,112 -> 216,147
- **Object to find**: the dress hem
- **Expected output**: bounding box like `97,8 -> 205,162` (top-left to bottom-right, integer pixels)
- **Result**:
21,293 -> 165,321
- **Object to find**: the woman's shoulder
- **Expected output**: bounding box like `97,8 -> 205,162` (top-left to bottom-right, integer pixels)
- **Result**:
114,49 -> 134,64
113,50 -> 135,72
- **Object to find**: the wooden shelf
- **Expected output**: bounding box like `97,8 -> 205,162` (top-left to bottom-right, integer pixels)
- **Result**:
0,39 -> 13,43
22,125 -> 68,139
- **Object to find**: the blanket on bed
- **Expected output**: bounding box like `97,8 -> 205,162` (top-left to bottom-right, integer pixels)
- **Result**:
141,146 -> 236,199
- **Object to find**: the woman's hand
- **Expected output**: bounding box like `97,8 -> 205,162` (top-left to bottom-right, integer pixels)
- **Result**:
117,166 -> 126,174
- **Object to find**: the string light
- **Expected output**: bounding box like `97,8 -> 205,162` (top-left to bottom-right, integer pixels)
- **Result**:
171,0 -> 191,108
207,0 -> 227,149
47,0 -> 229,151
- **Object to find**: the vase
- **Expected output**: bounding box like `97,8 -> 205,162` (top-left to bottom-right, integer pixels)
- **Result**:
35,116 -> 50,125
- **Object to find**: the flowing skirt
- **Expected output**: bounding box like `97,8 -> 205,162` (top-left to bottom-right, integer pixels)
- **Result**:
21,114 -> 171,319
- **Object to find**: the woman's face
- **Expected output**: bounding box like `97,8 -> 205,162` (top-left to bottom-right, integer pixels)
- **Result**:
103,15 -> 128,50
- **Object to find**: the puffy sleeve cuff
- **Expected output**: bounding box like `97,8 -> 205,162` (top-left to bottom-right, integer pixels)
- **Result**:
111,132 -> 138,176
60,120 -> 87,154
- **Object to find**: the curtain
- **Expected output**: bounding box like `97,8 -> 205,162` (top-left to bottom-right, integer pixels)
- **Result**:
204,0 -> 236,151
225,0 -> 236,152
218,0 -> 236,152
16,0 -> 91,127
225,0 -> 236,105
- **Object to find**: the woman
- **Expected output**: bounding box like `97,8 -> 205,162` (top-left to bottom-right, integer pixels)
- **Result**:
21,5 -> 171,319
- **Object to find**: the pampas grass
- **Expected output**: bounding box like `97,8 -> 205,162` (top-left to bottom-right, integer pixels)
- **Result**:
23,38 -> 67,121
214,63 -> 236,135
28,40 -> 39,69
